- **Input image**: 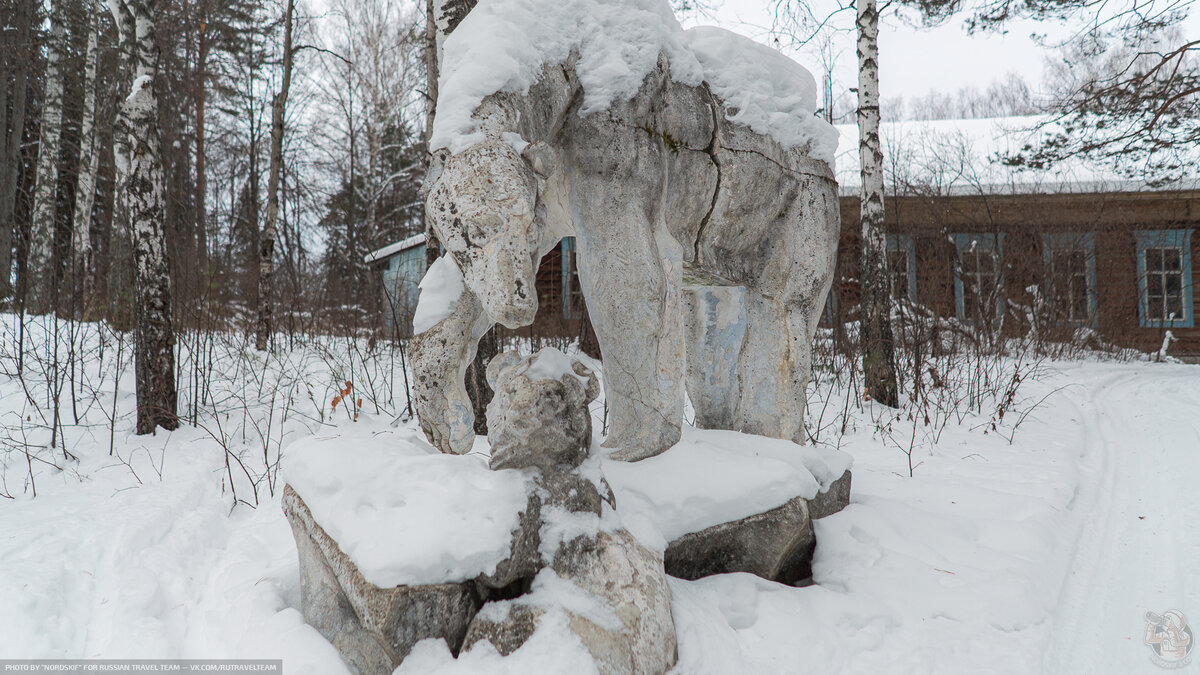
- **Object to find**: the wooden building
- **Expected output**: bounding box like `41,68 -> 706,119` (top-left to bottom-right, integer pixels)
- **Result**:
832,117 -> 1200,356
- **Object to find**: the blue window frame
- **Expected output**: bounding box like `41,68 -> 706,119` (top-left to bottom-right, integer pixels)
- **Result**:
952,233 -> 1004,322
560,237 -> 583,319
886,234 -> 917,302
1042,232 -> 1098,326
1135,229 -> 1194,328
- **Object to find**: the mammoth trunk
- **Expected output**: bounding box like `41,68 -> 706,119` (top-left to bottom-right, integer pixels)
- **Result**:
481,244 -> 538,329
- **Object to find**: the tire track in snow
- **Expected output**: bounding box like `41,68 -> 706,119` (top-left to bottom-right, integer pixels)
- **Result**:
1041,366 -> 1200,674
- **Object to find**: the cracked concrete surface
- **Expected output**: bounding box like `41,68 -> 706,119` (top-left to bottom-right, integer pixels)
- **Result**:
416,51 -> 840,460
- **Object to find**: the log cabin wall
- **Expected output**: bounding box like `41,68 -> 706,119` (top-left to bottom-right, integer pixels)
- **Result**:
836,190 -> 1200,356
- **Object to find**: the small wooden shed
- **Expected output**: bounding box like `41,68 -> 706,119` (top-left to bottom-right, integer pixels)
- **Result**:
366,235 -> 589,340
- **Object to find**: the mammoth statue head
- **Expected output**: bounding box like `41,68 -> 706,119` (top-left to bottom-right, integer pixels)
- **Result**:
426,139 -> 545,329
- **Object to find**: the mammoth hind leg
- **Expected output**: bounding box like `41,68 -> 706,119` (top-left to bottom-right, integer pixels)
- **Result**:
684,285 -> 810,443
682,285 -> 747,432
736,289 -> 810,444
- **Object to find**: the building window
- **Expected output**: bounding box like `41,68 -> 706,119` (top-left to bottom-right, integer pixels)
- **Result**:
1136,229 -> 1193,328
953,233 -> 1003,323
821,287 -> 838,327
1043,232 -> 1097,325
560,237 -> 584,319
886,234 -> 916,302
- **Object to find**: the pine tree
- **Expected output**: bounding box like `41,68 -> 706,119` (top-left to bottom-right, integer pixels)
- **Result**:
899,0 -> 1197,184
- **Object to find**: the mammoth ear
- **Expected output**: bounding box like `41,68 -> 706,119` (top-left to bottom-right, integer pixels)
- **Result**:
521,141 -> 557,179
422,148 -> 451,198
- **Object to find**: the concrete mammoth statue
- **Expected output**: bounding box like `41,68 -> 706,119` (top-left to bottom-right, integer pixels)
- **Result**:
412,42 -> 840,462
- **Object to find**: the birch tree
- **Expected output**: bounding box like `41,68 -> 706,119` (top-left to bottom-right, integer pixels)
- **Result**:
0,47 -> 9,301
255,0 -> 295,351
107,0 -> 137,327
115,0 -> 179,433
28,0 -> 69,312
193,0 -> 210,274
856,0 -> 899,407
0,0 -> 34,301
72,0 -> 104,312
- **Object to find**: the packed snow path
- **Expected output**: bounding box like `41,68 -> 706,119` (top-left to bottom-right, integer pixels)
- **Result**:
1,361 -> 1198,673
1042,365 -> 1200,673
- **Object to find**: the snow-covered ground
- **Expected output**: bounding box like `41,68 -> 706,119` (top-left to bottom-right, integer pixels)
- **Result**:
1,317 -> 1196,674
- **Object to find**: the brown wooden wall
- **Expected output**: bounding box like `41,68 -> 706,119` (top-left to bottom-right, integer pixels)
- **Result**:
836,190 -> 1200,355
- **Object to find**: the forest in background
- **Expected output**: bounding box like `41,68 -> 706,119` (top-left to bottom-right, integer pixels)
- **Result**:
0,0 -> 426,338
3,0 -> 1192,335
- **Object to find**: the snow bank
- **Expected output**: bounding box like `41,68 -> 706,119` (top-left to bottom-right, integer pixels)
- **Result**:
282,424 -> 530,588
5,312 -> 1151,674
664,367 -> 1099,674
602,427 -> 852,550
398,606 -> 599,675
413,254 -> 465,335
397,567 -> 624,673
519,347 -> 590,386
432,0 -> 837,163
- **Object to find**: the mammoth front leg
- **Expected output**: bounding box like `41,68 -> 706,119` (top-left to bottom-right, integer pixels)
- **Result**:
411,289 -> 493,454
576,222 -> 685,461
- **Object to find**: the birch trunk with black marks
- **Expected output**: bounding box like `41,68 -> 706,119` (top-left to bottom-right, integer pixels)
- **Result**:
255,0 -> 294,352
0,0 -> 33,301
0,57 -> 8,299
856,0 -> 899,408
422,0 -> 437,151
194,0 -> 209,275
28,0 -> 68,312
72,0 -> 104,312
108,0 -> 137,329
120,0 -> 179,433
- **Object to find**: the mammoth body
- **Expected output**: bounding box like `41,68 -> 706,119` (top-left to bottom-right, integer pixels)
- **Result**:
414,53 -> 840,461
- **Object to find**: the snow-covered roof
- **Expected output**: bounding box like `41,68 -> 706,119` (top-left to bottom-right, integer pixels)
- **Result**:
834,116 -> 1200,197
364,233 -> 426,264
433,0 -> 836,163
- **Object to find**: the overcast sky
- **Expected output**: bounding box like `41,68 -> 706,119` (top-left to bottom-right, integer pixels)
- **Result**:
682,1 -> 1197,108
